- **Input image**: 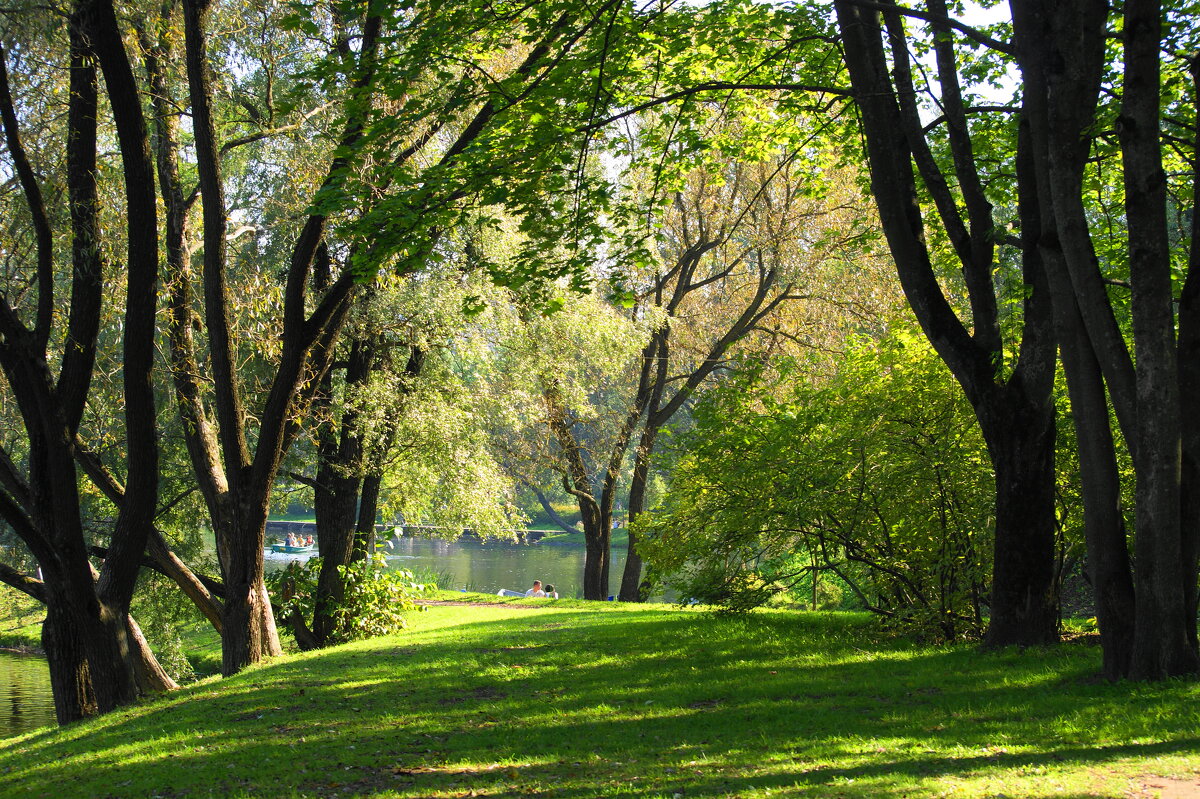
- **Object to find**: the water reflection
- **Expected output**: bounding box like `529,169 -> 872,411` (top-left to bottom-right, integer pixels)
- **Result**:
0,652 -> 55,738
384,537 -> 611,598
266,536 -> 655,600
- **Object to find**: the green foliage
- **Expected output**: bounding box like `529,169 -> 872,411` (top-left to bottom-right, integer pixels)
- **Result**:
131,572 -> 204,684
639,327 -> 998,640
267,553 -> 426,644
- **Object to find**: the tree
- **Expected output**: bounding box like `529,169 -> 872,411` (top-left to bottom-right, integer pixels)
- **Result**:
614,148 -> 890,601
489,289 -> 649,600
834,0 -> 1061,647
834,0 -> 1199,676
0,0 -> 176,722
148,0 -> 655,673
1009,0 -> 1199,678
284,266 -> 521,647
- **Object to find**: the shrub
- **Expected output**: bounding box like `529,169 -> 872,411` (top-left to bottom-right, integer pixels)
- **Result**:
268,553 -> 426,645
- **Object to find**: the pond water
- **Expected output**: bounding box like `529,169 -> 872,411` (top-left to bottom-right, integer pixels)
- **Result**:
0,651 -> 55,738
267,536 -> 660,601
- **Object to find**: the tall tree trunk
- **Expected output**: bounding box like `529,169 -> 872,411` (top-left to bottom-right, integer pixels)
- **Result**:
1177,54 -> 1200,655
978,394 -> 1059,647
312,338 -> 369,644
1013,0 -> 1199,677
353,472 -> 383,562
1015,113 -> 1136,676
618,426 -> 659,601
1121,0 -> 1198,679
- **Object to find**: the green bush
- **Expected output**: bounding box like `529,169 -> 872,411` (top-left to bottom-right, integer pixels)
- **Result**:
268,553 -> 427,644
639,330 -> 998,640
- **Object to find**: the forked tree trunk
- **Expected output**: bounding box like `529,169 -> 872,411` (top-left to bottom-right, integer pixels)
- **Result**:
1015,117 -> 1136,675
836,0 -> 1060,647
1012,0 -> 1198,678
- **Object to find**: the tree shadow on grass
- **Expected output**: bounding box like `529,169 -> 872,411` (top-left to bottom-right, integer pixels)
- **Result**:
2,608 -> 1195,798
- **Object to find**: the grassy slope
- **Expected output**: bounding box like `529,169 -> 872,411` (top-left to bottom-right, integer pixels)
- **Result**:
1,599 -> 1197,798
0,585 -> 43,650
535,528 -> 630,548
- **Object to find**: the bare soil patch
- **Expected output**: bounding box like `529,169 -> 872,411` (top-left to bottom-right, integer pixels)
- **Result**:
1128,776 -> 1200,798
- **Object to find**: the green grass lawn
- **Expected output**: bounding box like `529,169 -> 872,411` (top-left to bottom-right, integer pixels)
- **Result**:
536,527 -> 630,548
2,598 -> 1197,798
0,584 -> 43,650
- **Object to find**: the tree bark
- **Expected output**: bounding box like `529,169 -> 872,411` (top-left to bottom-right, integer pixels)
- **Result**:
977,393 -> 1059,647
0,0 -> 167,722
1120,0 -> 1198,679
41,604 -> 96,725
312,372 -> 367,643
1177,54 -> 1200,656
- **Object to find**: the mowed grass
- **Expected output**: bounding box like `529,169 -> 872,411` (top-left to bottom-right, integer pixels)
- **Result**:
1,599 -> 1198,798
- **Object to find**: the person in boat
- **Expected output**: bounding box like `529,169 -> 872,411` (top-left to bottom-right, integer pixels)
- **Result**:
544,583 -> 559,599
524,580 -> 547,598
304,534 -> 314,547
286,532 -> 297,547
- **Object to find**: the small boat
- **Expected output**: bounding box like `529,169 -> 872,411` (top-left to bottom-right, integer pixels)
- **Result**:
271,544 -> 313,554
496,589 -> 525,597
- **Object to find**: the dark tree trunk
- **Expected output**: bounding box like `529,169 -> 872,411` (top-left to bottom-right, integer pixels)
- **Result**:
978,394 -> 1059,647
353,472 -> 383,562
41,604 -> 96,725
582,509 -> 611,600
1012,0 -> 1199,678
313,469 -> 365,643
1177,55 -> 1200,655
618,426 -> 659,602
1120,0 -> 1198,679
1015,113 -> 1136,676
0,0 -> 167,723
218,507 -> 281,675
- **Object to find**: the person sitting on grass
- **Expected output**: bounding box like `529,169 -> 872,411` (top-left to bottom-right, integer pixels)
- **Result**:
544,583 -> 559,599
524,580 -> 547,598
